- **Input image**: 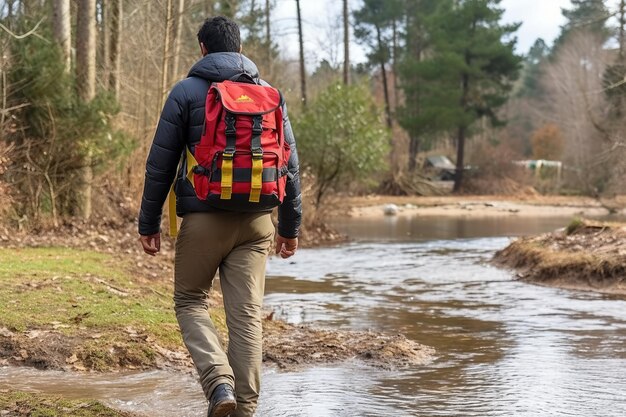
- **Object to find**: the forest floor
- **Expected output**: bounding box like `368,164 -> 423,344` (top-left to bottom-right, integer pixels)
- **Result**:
493,219 -> 626,295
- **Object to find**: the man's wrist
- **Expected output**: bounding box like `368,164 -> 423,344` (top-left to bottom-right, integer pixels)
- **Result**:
277,231 -> 298,239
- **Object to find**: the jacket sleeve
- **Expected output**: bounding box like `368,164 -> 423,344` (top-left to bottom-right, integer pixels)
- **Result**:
138,83 -> 187,236
277,103 -> 302,239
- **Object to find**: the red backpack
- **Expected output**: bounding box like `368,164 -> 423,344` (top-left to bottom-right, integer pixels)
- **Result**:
192,77 -> 290,208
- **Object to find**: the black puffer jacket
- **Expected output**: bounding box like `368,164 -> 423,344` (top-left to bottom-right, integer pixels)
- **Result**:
138,52 -> 302,238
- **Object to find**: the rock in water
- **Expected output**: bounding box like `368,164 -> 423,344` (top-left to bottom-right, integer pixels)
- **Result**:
384,204 -> 399,216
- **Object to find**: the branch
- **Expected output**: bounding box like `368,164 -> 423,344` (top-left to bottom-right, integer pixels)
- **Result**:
0,18 -> 48,42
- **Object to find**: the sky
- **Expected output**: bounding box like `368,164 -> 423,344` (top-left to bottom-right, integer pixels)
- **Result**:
270,0 -> 578,69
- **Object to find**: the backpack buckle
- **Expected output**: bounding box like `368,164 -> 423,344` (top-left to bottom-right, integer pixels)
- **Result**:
224,114 -> 236,135
192,165 -> 209,175
223,149 -> 235,160
251,116 -> 263,135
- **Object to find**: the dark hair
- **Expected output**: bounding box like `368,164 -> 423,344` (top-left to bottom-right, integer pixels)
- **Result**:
197,16 -> 241,54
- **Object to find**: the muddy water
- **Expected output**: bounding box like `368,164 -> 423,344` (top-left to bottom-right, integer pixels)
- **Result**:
2,215 -> 626,416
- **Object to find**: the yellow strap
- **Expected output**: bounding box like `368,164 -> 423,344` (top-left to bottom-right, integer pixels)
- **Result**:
168,184 -> 178,237
249,157 -> 263,203
186,147 -> 197,186
220,156 -> 233,200
169,147 -> 198,238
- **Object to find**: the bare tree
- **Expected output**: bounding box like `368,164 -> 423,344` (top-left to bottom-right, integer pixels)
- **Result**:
296,0 -> 307,106
375,22 -> 392,129
77,0 -> 97,102
265,0 -> 272,70
100,0 -> 111,86
171,0 -> 185,81
343,0 -> 350,85
52,0 -> 71,73
110,0 -> 122,98
160,0 -> 174,110
76,0 -> 97,219
541,31 -> 611,193
618,0 -> 626,59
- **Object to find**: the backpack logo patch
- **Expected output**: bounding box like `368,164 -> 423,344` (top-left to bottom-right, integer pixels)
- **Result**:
235,94 -> 254,103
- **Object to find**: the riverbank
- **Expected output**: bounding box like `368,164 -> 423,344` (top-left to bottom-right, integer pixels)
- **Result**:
0,390 -> 137,417
493,219 -> 626,295
340,195 -> 626,219
0,243 -> 433,373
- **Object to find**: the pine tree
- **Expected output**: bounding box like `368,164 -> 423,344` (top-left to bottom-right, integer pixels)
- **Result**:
353,0 -> 401,129
518,38 -> 549,99
411,0 -> 521,191
397,0 -> 439,171
557,0 -> 611,45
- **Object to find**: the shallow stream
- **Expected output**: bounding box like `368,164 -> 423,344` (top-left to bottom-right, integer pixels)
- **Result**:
2,215 -> 626,416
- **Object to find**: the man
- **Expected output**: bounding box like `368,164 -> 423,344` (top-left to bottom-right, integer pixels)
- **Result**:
138,16 -> 301,417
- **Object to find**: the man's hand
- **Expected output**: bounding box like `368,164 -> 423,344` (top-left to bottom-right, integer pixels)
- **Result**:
275,235 -> 298,259
139,233 -> 161,256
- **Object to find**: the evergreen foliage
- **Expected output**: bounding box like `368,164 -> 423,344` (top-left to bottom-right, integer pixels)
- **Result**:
556,0 -> 611,47
403,0 -> 521,190
4,23 -> 131,219
518,38 -> 550,99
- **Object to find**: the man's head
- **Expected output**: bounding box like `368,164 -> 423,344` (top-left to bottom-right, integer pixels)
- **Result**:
197,16 -> 241,56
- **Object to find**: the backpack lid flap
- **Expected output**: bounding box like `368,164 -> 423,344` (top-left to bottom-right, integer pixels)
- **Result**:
214,81 -> 281,115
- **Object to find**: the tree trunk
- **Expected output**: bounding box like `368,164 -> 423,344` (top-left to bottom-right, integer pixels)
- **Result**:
172,0 -> 185,81
454,125 -> 466,192
619,0 -> 626,64
392,18 -> 399,110
160,0 -> 174,110
453,71 -> 470,192
265,0 -> 271,44
265,0 -> 272,69
109,0 -> 122,98
7,0 -> 15,20
342,0 -> 350,85
100,0 -> 110,88
76,0 -> 97,220
295,0 -> 307,106
52,0 -> 71,73
76,0 -> 97,102
408,135 -> 420,171
375,24 -> 392,129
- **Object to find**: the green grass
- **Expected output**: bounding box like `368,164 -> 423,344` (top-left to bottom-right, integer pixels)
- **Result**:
0,247 -> 179,346
565,217 -> 584,235
0,391 -> 135,416
0,247 -> 227,370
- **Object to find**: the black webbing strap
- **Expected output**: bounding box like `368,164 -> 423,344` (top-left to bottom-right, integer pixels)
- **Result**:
210,167 -> 278,183
221,112 -> 237,199
249,115 -> 264,202
250,116 -> 263,155
224,113 -> 237,156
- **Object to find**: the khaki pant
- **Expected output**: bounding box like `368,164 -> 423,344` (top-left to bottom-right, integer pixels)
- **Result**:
174,211 -> 274,417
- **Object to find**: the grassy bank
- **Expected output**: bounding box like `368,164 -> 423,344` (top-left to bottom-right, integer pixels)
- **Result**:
494,220 -> 626,294
0,247 -> 227,371
0,390 -> 137,416
0,245 -> 433,373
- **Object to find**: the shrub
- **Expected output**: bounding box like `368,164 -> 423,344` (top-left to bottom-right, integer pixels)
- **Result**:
292,83 -> 390,208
